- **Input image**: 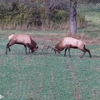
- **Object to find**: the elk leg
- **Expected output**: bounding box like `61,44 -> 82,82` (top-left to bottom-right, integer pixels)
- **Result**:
68,45 -> 71,57
85,47 -> 92,58
64,48 -> 67,56
5,41 -> 15,54
6,43 -> 11,52
8,48 -> 11,52
80,46 -> 92,58
80,52 -> 85,58
24,45 -> 28,55
79,48 -> 86,58
27,44 -> 34,53
27,44 -> 31,54
5,42 -> 9,54
25,43 -> 32,54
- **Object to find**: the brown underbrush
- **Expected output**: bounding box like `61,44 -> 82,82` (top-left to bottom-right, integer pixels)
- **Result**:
32,33 -> 100,45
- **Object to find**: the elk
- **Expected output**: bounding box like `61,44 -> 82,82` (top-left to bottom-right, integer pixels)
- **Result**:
5,34 -> 38,54
43,37 -> 92,58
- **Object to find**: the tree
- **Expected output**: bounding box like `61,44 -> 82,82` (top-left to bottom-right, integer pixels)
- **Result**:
70,0 -> 77,34
69,0 -> 99,34
45,0 -> 77,34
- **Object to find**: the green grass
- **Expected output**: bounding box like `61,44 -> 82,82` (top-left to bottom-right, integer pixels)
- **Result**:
1,4 -> 100,100
0,32 -> 100,100
77,4 -> 100,37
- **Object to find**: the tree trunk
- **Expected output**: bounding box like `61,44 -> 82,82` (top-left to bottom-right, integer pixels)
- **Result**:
70,0 -> 77,34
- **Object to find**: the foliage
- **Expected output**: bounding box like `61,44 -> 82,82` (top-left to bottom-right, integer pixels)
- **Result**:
54,10 -> 69,23
77,12 -> 85,28
0,0 -> 86,30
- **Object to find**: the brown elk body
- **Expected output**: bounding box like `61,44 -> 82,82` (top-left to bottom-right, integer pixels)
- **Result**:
53,37 -> 91,58
5,34 -> 38,54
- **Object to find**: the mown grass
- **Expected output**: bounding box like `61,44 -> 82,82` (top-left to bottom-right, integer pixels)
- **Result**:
0,32 -> 100,100
77,4 -> 100,38
0,4 -> 100,100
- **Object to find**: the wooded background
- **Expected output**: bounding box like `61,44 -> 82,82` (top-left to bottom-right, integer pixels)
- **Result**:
0,0 -> 99,31
0,0 -> 86,30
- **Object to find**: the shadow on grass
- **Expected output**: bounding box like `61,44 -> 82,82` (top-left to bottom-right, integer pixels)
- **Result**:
90,55 -> 100,58
53,54 -> 100,59
69,54 -> 100,59
4,50 -> 100,59
4,51 -> 53,56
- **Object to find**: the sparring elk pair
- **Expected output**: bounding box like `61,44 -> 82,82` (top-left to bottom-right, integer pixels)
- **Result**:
6,34 -> 91,58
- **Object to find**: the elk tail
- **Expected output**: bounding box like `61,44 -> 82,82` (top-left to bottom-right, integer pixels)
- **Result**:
8,34 -> 14,40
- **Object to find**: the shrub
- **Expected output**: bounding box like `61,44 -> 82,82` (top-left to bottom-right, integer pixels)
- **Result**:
77,12 -> 86,28
55,10 -> 69,23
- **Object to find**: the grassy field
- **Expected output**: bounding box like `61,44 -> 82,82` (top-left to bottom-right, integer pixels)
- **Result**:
77,4 -> 100,38
0,30 -> 100,100
1,4 -> 100,100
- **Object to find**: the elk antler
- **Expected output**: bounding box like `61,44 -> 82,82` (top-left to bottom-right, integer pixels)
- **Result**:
42,45 -> 54,51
